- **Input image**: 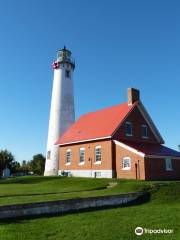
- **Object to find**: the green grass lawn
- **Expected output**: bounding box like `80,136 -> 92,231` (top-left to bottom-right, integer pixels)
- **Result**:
0,180 -> 179,240
0,176 -> 109,205
0,176 -> 170,205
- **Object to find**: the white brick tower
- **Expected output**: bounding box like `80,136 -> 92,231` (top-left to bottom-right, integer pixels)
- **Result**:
44,47 -> 75,176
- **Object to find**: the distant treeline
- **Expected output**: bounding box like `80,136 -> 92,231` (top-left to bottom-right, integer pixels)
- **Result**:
0,150 -> 45,176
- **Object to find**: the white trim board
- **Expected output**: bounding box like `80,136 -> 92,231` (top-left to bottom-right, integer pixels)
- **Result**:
113,140 -> 145,157
145,155 -> 180,159
58,136 -> 111,146
58,169 -> 114,178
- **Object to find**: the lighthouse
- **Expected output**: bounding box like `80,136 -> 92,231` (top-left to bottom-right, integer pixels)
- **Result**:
44,47 -> 75,176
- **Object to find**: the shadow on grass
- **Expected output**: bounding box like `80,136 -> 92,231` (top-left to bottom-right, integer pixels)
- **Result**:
0,176 -> 62,185
0,192 -> 151,225
0,186 -> 107,198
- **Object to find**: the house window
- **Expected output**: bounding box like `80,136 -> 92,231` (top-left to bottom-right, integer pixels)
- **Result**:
142,124 -> 148,138
122,157 -> 131,170
95,146 -> 101,162
125,122 -> 133,136
165,158 -> 173,171
65,70 -> 70,78
47,151 -> 51,159
66,149 -> 71,164
79,148 -> 85,164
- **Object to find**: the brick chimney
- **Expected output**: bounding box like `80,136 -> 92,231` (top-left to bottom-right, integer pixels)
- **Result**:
128,88 -> 140,105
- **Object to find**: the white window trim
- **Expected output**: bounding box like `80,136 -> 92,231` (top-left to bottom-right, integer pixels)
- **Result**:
122,157 -> 131,170
65,149 -> 71,165
94,161 -> 102,165
141,124 -> 149,139
165,158 -> 173,171
142,136 -> 149,139
79,147 -> 85,164
125,121 -> 133,137
95,146 -> 102,163
78,162 -> 85,166
65,162 -> 71,166
95,145 -> 101,148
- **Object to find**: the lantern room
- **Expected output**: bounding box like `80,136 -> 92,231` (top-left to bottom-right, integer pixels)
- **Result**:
57,46 -> 75,69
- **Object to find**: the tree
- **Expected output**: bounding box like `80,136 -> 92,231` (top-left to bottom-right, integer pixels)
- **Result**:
21,160 -> 31,174
0,149 -> 15,176
30,154 -> 45,175
11,161 -> 21,174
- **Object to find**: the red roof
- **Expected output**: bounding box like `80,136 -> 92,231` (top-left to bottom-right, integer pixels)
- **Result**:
121,141 -> 180,157
56,102 -> 137,145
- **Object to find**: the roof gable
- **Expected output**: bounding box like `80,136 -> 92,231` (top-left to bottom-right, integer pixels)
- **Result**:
56,102 -> 137,145
137,101 -> 164,143
112,102 -> 164,144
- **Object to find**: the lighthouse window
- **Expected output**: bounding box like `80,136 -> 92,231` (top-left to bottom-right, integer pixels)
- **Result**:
47,151 -> 51,159
66,70 -> 70,78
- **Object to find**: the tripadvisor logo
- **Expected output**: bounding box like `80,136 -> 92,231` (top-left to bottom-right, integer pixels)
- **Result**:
135,226 -> 174,235
135,227 -> 143,236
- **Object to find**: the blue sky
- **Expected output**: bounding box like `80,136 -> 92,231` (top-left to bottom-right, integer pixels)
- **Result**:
0,0 -> 179,162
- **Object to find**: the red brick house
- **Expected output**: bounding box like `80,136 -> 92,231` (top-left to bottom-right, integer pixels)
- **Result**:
56,88 -> 180,180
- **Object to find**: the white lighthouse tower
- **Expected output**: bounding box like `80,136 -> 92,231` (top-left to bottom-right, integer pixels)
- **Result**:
44,47 -> 75,176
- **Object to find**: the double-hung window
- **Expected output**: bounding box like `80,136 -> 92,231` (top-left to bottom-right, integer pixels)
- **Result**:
125,122 -> 133,136
95,146 -> 102,163
141,124 -> 148,138
122,157 -> 131,170
79,148 -> 85,164
66,149 -> 71,164
165,158 -> 173,171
